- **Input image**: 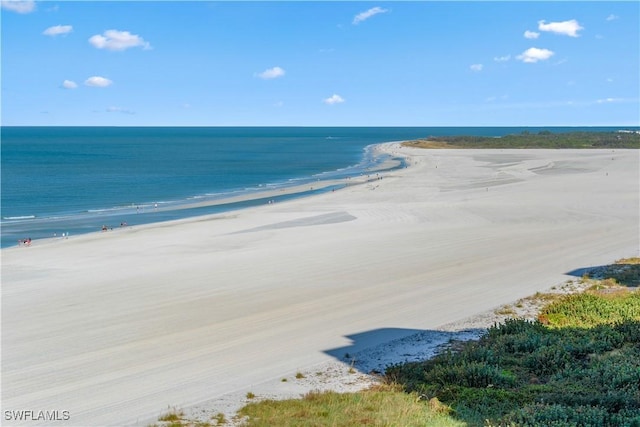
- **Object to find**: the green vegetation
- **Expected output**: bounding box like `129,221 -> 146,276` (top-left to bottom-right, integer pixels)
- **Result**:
387,280 -> 640,426
404,131 -> 640,149
237,385 -> 464,427
212,413 -> 227,425
585,257 -> 640,287
149,408 -> 215,427
158,409 -> 183,423
539,291 -> 640,327
148,407 -> 224,427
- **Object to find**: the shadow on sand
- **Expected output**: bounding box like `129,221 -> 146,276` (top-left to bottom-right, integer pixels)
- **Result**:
323,326 -> 486,375
565,260 -> 640,287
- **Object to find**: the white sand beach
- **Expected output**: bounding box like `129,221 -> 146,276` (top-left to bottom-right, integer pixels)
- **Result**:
2,145 -> 638,426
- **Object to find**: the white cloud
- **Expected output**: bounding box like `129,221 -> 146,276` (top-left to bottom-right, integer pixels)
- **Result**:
106,106 -> 134,114
524,30 -> 540,39
0,0 -> 35,13
606,14 -> 619,22
494,55 -> 511,62
61,80 -> 78,89
89,30 -> 151,51
256,66 -> 285,80
353,6 -> 389,25
470,64 -> 483,72
84,76 -> 113,87
516,47 -> 554,63
43,25 -> 73,36
273,101 -> 284,107
597,97 -> 623,104
538,19 -> 584,37
486,94 -> 509,102
323,94 -> 345,105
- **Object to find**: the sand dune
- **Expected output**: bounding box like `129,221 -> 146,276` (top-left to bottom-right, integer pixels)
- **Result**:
2,145 -> 638,426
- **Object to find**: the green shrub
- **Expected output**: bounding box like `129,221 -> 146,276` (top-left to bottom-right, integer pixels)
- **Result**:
386,293 -> 640,426
540,292 -> 640,328
505,403 -> 640,427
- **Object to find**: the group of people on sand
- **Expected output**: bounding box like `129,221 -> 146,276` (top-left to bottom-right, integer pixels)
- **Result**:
20,233 -> 70,246
102,222 -> 129,231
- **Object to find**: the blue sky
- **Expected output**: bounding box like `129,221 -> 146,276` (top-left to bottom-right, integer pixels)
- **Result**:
1,1 -> 638,126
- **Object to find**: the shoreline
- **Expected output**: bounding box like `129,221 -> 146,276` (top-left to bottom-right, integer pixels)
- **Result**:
2,144 -> 638,426
0,143 -> 404,249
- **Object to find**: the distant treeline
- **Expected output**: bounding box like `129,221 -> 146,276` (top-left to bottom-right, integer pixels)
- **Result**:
404,131 -> 640,149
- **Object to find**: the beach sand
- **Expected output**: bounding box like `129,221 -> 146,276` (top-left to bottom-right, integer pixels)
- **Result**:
2,145 -> 638,426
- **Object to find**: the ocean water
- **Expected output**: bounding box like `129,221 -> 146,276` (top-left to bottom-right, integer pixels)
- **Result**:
0,126 -> 630,247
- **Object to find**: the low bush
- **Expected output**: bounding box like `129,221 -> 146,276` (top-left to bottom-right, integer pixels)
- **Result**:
386,289 -> 640,426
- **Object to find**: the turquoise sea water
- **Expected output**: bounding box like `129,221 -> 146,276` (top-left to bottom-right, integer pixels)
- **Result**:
0,126 -> 632,247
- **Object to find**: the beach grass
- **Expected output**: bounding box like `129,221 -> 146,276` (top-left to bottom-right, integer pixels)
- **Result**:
236,384 -> 465,427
